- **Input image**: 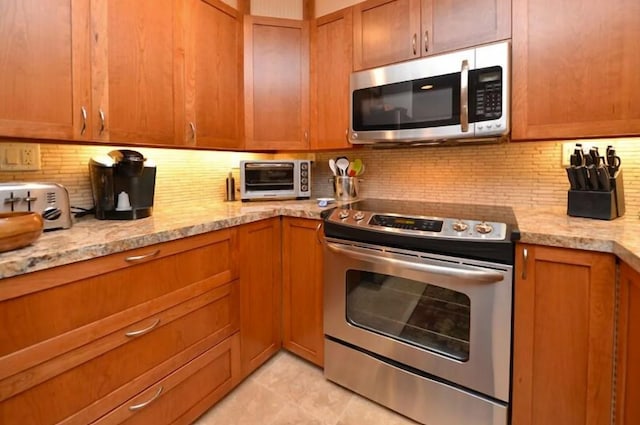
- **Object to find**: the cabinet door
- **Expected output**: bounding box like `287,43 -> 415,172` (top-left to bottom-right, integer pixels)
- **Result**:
91,0 -> 184,145
0,0 -> 91,140
513,244 -> 615,425
310,8 -> 353,150
185,0 -> 243,149
238,218 -> 282,376
421,0 -> 510,56
353,0 -> 421,70
512,0 -> 640,140
282,218 -> 324,366
616,261 -> 640,425
244,16 -> 309,150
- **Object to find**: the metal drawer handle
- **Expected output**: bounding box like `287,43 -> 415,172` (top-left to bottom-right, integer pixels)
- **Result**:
125,318 -> 161,337
124,249 -> 160,263
128,386 -> 163,411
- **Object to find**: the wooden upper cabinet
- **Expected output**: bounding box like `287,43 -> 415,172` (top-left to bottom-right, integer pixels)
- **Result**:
353,0 -> 421,70
310,8 -> 353,150
184,0 -> 243,149
244,16 -> 309,151
513,244 -> 615,425
422,0 -> 511,55
0,0 -> 91,141
512,0 -> 640,140
616,261 -> 640,425
91,0 -> 184,146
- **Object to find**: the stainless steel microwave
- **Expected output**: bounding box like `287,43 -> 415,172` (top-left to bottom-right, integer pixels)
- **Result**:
240,160 -> 311,201
349,41 -> 510,145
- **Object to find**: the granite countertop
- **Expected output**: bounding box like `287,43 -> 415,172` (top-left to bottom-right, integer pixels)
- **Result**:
1,200 -> 639,279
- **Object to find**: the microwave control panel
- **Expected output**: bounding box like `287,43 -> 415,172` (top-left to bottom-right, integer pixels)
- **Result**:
471,66 -> 503,121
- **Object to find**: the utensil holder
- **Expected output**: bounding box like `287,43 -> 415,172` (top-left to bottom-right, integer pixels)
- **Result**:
332,176 -> 360,201
567,170 -> 625,220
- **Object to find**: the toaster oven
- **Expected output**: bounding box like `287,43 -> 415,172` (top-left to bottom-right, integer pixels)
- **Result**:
240,160 -> 311,201
0,182 -> 72,230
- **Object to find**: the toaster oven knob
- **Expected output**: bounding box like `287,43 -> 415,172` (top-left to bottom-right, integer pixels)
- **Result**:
338,209 -> 350,220
475,221 -> 493,235
42,207 -> 62,221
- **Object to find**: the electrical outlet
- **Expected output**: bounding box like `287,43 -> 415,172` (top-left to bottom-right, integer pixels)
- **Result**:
0,143 -> 41,171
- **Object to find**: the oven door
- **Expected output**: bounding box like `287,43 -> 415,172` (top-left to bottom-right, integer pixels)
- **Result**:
323,238 -> 512,402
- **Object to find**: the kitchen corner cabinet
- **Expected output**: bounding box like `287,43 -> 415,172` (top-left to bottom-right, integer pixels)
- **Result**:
243,16 -> 310,151
282,218 -> 324,366
184,0 -> 243,149
352,0 -> 511,71
615,261 -> 640,425
310,8 -> 354,151
512,244 -> 615,425
512,0 -> 640,140
0,229 -> 241,425
0,0 -> 91,141
90,0 -> 184,146
238,218 -> 282,377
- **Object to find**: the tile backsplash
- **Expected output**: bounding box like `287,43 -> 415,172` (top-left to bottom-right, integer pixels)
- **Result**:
0,137 -> 639,216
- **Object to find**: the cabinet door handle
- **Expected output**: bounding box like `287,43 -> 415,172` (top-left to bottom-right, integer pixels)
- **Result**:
424,30 -> 429,53
412,33 -> 417,55
128,386 -> 163,411
125,318 -> 161,337
98,108 -> 106,135
304,130 -> 309,143
316,221 -> 324,245
189,121 -> 196,144
124,249 -> 160,263
521,248 -> 528,280
80,107 -> 87,136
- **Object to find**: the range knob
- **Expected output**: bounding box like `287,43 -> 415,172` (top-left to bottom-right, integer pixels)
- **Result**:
452,220 -> 469,232
353,211 -> 365,221
338,209 -> 350,220
475,221 -> 493,234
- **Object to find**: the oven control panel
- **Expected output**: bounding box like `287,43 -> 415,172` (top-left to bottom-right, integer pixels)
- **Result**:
327,209 -> 508,241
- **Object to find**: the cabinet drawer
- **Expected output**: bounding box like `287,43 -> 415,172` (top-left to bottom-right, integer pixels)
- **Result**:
95,333 -> 241,425
0,282 -> 239,425
0,229 -> 237,379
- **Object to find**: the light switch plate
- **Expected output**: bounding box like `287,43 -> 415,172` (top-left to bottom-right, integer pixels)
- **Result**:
561,142 -> 575,167
0,143 -> 41,171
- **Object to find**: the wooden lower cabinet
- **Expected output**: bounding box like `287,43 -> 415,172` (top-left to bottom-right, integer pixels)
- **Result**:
512,244 -> 616,425
281,217 -> 324,366
0,229 -> 240,425
616,261 -> 640,425
238,218 -> 282,376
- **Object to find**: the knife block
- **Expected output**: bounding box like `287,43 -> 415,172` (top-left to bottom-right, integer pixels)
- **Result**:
567,170 -> 625,220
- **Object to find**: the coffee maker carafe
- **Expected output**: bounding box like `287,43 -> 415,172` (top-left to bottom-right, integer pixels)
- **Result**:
89,150 -> 156,220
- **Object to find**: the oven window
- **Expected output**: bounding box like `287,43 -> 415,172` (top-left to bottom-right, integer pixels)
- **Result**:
346,270 -> 470,362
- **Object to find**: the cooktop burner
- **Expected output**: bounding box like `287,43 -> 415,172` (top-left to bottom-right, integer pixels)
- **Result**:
322,199 -> 519,264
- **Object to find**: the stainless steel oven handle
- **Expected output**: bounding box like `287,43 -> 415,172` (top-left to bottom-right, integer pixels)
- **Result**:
460,59 -> 469,133
325,241 -> 504,284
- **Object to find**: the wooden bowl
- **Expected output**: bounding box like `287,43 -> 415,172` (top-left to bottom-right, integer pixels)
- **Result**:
0,212 -> 44,253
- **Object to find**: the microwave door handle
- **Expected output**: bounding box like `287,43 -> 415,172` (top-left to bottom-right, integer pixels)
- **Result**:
324,241 -> 504,284
460,59 -> 470,133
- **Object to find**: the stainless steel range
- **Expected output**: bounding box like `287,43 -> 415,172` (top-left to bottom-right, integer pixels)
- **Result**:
321,199 -> 519,425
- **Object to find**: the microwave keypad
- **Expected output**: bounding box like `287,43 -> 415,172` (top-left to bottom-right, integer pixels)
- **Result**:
476,82 -> 502,119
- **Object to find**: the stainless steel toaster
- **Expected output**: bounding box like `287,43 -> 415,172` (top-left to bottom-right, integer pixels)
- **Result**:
0,182 -> 72,230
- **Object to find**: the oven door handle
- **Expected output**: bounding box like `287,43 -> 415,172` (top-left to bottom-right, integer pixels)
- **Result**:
325,241 -> 505,284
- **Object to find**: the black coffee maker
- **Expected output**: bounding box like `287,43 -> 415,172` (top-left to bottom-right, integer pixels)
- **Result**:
89,150 -> 156,220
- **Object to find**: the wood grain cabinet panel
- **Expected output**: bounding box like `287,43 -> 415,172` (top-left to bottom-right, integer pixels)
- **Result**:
244,16 -> 309,150
310,8 -> 353,150
91,0 -> 184,145
512,244 -> 615,425
0,0 -> 91,140
184,0 -> 243,149
616,261 -> 640,425
282,218 -> 324,366
512,0 -> 640,140
422,0 -> 510,55
238,218 -> 282,376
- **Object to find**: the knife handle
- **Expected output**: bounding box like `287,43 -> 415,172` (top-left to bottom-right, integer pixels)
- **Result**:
586,165 -> 599,190
596,166 -> 611,191
566,167 -> 578,190
574,166 -> 588,190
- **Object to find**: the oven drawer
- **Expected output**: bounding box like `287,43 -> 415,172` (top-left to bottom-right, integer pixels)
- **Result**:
325,338 -> 508,425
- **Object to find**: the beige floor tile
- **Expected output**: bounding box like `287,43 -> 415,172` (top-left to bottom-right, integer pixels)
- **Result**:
336,395 -> 420,425
269,403 -> 325,425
